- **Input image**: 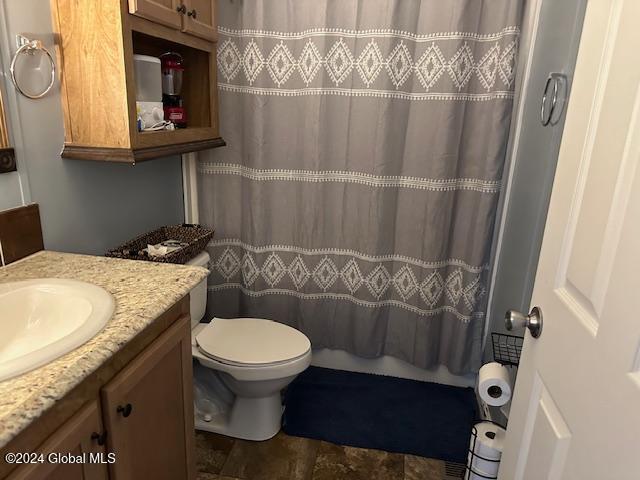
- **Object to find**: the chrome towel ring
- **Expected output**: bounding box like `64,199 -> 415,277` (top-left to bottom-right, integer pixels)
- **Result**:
10,34 -> 56,99
540,72 -> 568,127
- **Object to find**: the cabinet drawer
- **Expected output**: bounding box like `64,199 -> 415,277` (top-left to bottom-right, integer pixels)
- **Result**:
100,315 -> 194,480
7,401 -> 108,480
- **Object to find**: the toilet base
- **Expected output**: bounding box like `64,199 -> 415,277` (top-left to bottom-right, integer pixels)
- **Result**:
195,393 -> 284,441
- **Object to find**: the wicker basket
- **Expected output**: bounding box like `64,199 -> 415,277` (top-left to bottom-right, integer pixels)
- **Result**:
105,224 -> 214,264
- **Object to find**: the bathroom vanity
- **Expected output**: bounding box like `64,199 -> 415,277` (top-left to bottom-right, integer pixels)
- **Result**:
0,251 -> 208,480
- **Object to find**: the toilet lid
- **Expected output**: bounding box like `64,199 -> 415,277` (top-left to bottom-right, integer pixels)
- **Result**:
196,318 -> 311,366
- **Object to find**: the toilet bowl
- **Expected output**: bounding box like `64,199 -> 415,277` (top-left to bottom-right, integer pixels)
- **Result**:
186,252 -> 311,441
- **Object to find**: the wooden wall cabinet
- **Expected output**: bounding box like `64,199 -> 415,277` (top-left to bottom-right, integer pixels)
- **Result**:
128,0 -> 183,30
6,313 -> 195,480
51,0 -> 224,164
181,0 -> 217,41
129,0 -> 217,41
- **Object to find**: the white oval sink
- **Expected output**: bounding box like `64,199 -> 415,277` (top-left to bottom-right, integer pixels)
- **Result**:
0,278 -> 115,382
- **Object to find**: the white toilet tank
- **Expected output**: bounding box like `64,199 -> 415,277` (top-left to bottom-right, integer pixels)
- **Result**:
186,251 -> 210,328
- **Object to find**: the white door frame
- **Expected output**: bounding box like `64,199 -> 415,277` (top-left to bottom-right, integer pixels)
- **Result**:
484,0 -> 587,355
483,0 -> 545,349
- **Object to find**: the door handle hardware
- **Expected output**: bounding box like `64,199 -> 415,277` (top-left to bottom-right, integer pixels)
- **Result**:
540,73 -> 568,127
187,9 -> 197,19
505,306 -> 543,338
91,431 -> 107,446
176,4 -> 186,14
116,403 -> 133,418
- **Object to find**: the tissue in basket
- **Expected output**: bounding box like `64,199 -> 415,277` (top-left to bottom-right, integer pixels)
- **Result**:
105,224 -> 214,264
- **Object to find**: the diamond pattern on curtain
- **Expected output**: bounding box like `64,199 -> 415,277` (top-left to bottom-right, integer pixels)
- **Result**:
198,0 -> 523,374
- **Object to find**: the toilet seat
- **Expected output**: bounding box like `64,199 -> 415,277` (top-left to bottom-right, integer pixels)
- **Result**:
195,317 -> 311,367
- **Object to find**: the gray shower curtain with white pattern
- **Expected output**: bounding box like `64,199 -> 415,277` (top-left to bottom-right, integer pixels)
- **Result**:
198,0 -> 522,374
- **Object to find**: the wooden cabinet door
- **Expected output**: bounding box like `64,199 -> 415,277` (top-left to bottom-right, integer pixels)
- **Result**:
101,315 -> 195,480
7,401 -> 108,480
182,0 -> 217,41
128,0 -> 183,30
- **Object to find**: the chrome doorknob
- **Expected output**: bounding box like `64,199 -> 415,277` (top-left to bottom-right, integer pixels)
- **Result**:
505,306 -> 543,338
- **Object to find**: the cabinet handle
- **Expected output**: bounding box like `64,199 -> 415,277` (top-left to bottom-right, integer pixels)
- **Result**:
116,403 -> 133,418
187,9 -> 197,19
91,431 -> 107,446
176,4 -> 186,14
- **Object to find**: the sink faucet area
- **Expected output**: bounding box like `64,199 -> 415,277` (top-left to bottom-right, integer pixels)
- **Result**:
0,278 -> 115,382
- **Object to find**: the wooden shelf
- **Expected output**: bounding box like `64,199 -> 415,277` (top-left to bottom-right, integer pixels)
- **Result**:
61,136 -> 226,164
52,0 -> 223,165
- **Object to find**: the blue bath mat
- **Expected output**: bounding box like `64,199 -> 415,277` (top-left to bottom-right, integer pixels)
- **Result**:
282,367 -> 477,463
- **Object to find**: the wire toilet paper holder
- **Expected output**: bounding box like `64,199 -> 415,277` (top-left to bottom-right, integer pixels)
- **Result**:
465,420 -> 506,480
491,332 -> 524,367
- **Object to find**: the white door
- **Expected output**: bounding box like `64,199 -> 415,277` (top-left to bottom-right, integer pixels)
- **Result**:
499,0 -> 640,479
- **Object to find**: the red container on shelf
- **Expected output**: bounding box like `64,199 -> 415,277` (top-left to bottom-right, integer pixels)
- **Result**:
160,52 -> 187,128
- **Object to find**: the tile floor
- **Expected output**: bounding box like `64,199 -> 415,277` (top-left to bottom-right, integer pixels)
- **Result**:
195,430 -> 466,480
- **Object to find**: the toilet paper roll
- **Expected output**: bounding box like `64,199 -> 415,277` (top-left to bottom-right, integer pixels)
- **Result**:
466,422 -> 506,479
478,362 -> 512,407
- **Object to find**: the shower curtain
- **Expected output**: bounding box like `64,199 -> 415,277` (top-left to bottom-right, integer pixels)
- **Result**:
198,0 -> 523,374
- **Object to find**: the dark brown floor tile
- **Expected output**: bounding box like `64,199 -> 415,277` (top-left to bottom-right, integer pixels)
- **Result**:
196,474 -> 219,480
404,455 -> 447,480
196,431 -> 236,474
221,432 -> 320,480
196,474 -> 241,480
311,441 -> 404,480
196,472 -> 220,480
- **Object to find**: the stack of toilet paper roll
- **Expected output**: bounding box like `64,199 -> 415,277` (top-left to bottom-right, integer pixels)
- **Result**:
466,421 -> 506,480
464,362 -> 512,479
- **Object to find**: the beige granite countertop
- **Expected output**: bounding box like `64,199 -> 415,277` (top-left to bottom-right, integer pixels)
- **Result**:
0,251 -> 209,448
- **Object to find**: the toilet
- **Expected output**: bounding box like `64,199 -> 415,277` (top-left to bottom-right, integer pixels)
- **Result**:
186,252 -> 311,441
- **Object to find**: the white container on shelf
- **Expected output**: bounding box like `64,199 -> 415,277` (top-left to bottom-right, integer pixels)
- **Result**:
133,54 -> 162,102
133,55 -> 165,130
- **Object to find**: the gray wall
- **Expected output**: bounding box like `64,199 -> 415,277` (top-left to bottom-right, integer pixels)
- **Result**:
0,29 -> 25,212
0,0 -> 184,255
0,170 -> 23,212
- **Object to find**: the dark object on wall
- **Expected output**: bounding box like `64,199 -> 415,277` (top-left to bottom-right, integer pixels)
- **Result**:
106,224 -> 213,264
0,147 -> 16,173
283,366 -> 478,464
0,203 -> 44,265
